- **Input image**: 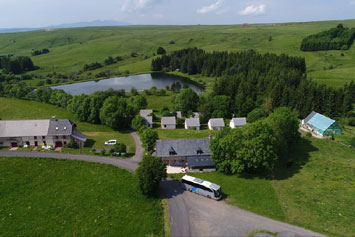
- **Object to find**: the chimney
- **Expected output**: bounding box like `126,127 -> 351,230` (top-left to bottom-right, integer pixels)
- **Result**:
51,116 -> 57,121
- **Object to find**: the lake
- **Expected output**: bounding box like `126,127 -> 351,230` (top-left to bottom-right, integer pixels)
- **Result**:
51,73 -> 204,95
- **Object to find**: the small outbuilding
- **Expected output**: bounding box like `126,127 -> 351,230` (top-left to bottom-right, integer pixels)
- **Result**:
140,110 -> 153,128
302,111 -> 342,137
185,118 -> 200,130
208,118 -> 225,130
230,117 -> 247,128
161,116 -> 176,129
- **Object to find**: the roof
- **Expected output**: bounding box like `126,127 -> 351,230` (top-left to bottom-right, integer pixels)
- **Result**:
47,119 -> 74,136
231,117 -> 247,126
140,110 -> 153,117
304,111 -> 317,124
307,113 -> 336,132
0,120 -> 50,137
182,175 -> 220,191
209,118 -> 225,127
187,155 -> 215,168
161,116 -> 176,125
144,116 -> 153,124
176,111 -> 182,118
192,112 -> 199,118
185,118 -> 200,127
156,138 -> 210,157
72,130 -> 88,142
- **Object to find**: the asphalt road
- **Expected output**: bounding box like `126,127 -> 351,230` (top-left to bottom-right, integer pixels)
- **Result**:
160,179 -> 325,237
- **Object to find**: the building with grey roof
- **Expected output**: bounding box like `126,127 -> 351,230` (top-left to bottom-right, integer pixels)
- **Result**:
0,116 -> 87,148
208,118 -> 225,130
230,117 -> 247,128
155,138 -> 215,171
140,110 -> 153,128
161,116 -> 176,129
185,118 -> 200,130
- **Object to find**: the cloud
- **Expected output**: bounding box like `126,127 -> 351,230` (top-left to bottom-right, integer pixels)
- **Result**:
239,4 -> 266,16
197,0 -> 223,14
121,0 -> 160,12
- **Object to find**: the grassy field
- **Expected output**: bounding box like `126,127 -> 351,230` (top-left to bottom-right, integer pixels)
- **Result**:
2,20 -> 355,87
0,157 -> 164,236
171,137 -> 355,236
0,97 -> 135,155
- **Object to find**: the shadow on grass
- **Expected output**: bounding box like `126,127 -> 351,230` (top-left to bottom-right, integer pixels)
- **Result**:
240,138 -> 318,181
84,139 -> 95,148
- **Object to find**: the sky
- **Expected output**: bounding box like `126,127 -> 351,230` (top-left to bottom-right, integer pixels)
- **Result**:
1,0 -> 355,28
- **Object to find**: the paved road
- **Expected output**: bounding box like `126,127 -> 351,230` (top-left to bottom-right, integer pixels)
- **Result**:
160,179 -> 325,237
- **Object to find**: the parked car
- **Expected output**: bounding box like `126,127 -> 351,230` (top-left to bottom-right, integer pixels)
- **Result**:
41,145 -> 52,150
105,139 -> 117,146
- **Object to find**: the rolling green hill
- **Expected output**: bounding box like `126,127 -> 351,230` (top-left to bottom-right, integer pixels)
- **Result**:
1,20 -> 355,88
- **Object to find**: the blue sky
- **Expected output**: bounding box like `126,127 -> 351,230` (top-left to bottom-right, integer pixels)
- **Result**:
1,0 -> 355,28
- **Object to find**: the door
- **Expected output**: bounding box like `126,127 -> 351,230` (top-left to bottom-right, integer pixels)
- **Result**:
11,142 -> 18,147
55,141 -> 63,148
34,141 -> 38,147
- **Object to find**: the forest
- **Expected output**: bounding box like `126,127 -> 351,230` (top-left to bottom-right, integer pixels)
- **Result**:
0,56 -> 37,74
300,24 -> 355,51
151,48 -> 355,120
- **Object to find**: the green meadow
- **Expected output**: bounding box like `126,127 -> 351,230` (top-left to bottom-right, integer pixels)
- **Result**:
1,20 -> 355,87
0,157 -> 164,236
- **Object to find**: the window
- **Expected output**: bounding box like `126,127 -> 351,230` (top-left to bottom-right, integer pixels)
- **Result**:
42,136 -> 45,139
34,136 -> 37,139
197,147 -> 203,155
43,141 -> 46,145
56,136 -> 59,139
64,141 -> 67,145
62,135 -> 66,139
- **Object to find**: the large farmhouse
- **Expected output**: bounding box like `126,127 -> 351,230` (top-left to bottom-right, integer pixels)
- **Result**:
302,111 -> 342,137
0,117 -> 87,148
155,138 -> 216,172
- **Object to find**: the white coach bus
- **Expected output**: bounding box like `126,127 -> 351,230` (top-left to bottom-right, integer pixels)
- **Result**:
181,175 -> 222,200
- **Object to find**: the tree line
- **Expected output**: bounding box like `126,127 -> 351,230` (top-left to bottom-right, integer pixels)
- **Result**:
32,48 -> 50,56
0,56 -> 37,74
151,48 -> 354,120
300,24 -> 355,51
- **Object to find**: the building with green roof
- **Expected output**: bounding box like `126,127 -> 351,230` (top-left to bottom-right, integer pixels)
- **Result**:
303,111 -> 342,137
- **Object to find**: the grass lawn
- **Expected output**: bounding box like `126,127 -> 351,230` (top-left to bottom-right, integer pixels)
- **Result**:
0,157 -> 164,236
0,97 -> 135,155
172,137 -> 355,236
2,20 -> 355,88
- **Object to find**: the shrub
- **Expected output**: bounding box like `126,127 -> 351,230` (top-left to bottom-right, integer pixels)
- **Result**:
306,132 -> 312,138
66,139 -> 78,149
157,47 -> 166,55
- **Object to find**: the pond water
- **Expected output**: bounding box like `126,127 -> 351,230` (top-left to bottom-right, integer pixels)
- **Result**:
51,73 -> 204,95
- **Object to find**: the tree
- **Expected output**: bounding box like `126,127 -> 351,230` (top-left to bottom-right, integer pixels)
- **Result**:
266,107 -> 300,156
141,129 -> 158,152
210,121 -> 277,174
130,87 -> 138,96
173,88 -> 199,114
99,96 -> 136,129
104,56 -> 115,65
247,108 -> 267,123
137,154 -> 167,196
157,47 -> 166,55
132,115 -> 147,131
131,95 -> 147,111
110,143 -> 127,154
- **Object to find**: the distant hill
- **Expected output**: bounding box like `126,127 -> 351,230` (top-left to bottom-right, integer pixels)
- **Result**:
0,20 -> 131,33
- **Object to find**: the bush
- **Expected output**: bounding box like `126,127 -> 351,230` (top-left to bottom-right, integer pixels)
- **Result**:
306,132 -> 312,138
136,154 -> 167,196
110,143 -> 127,154
169,40 -> 175,44
349,137 -> 355,147
66,139 -> 78,149
157,47 -> 166,55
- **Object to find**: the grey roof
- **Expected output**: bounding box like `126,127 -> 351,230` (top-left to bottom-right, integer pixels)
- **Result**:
176,111 -> 182,118
187,155 -> 215,168
161,116 -> 176,125
72,130 -> 88,142
0,119 -> 50,137
156,138 -> 210,157
231,117 -> 247,126
140,110 -> 153,117
304,111 -> 317,124
185,118 -> 200,127
144,116 -> 153,125
209,118 -> 225,127
192,112 -> 199,118
47,119 -> 74,136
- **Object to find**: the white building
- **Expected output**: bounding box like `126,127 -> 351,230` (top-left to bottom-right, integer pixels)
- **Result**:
208,118 -> 225,130
161,117 -> 176,129
230,117 -> 247,128
140,110 -> 153,128
185,118 -> 200,130
0,117 -> 87,148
